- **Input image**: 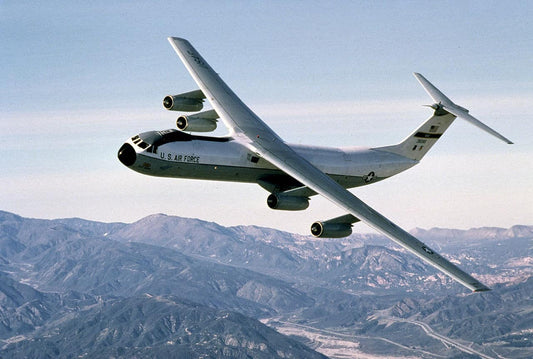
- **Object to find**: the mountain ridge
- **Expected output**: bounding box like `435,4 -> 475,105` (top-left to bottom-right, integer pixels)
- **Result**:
0,210 -> 531,358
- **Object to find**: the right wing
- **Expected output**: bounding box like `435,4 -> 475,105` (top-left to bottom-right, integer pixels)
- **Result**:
168,37 -> 490,292
252,135 -> 490,292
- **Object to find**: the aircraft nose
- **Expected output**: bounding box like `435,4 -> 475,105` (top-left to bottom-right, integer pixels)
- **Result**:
117,143 -> 136,166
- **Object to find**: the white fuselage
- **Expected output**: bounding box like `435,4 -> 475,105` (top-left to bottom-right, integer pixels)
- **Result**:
118,130 -> 417,190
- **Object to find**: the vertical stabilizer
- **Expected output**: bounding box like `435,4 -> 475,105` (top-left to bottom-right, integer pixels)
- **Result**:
376,112 -> 456,161
377,73 -> 513,161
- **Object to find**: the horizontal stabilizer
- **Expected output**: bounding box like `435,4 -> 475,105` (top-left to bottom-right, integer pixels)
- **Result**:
414,73 -> 513,144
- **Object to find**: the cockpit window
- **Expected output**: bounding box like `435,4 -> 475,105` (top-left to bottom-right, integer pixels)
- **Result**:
133,130 -> 192,153
131,135 -> 142,144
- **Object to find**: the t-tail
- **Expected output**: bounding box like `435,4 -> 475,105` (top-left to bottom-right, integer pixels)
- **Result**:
377,73 -> 513,161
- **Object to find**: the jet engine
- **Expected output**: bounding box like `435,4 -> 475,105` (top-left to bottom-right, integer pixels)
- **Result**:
163,89 -> 205,112
267,194 -> 309,211
310,214 -> 360,238
310,222 -> 352,238
176,109 -> 219,132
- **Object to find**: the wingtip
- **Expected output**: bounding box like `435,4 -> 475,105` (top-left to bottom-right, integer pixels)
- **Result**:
413,72 -> 425,81
474,287 -> 491,293
473,283 -> 491,292
167,36 -> 188,43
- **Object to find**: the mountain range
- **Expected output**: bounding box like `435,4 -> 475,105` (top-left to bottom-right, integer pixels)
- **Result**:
0,210 -> 531,358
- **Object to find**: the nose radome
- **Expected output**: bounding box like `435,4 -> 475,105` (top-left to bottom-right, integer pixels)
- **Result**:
118,143 -> 136,166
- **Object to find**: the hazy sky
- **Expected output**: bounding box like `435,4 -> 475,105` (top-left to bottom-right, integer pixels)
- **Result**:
2,1 -> 532,234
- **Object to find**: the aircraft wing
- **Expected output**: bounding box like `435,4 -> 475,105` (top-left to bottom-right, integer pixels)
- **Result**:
168,37 -> 490,292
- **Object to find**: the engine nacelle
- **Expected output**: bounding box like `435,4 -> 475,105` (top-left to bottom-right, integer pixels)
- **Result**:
163,89 -> 205,112
310,222 -> 352,238
176,109 -> 219,132
310,214 -> 360,238
267,194 -> 309,211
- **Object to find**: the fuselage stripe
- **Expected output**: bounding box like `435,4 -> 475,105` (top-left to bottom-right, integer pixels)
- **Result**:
414,132 -> 442,139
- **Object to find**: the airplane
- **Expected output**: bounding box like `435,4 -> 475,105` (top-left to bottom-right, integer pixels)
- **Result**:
118,37 -> 513,292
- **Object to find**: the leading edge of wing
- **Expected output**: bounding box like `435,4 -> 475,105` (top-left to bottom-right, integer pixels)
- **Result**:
168,37 -> 489,292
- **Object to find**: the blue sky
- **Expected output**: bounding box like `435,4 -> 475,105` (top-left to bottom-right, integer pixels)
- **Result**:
2,1 -> 532,234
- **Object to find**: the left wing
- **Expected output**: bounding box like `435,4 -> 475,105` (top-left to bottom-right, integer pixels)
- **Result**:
168,37 -> 490,292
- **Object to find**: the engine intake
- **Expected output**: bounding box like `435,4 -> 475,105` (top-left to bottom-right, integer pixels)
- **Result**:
310,214 -> 360,238
163,89 -> 205,112
176,109 -> 219,132
310,222 -> 352,238
267,194 -> 309,211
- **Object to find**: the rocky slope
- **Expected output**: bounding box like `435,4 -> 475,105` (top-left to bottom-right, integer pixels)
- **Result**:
0,210 -> 531,358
